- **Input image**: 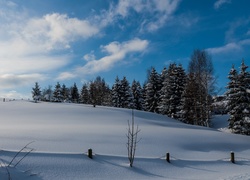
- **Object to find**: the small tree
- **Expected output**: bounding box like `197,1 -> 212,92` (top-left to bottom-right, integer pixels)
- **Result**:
126,109 -> 140,167
32,82 -> 41,103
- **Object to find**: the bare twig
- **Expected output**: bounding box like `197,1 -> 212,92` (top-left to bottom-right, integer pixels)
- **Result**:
8,141 -> 34,167
126,109 -> 141,167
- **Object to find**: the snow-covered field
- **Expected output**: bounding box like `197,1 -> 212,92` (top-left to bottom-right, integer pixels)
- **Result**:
0,100 -> 250,179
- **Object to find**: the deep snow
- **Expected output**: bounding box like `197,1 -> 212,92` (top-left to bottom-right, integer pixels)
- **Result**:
0,100 -> 250,179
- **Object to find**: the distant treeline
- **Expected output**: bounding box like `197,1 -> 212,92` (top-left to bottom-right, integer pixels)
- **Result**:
32,49 -> 250,135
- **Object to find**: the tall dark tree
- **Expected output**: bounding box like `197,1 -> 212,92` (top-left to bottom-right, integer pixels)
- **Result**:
120,76 -> 132,108
181,74 -> 201,124
226,60 -> 250,135
112,76 -> 122,107
71,83 -> 79,103
144,67 -> 161,113
80,83 -> 90,104
32,82 -> 41,102
89,76 -> 110,107
159,64 -> 186,118
61,84 -> 69,102
131,80 -> 143,110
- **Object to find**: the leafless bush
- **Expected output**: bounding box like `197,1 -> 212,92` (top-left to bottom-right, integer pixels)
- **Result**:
126,109 -> 141,167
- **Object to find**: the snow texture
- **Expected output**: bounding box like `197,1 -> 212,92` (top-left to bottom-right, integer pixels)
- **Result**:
0,99 -> 250,179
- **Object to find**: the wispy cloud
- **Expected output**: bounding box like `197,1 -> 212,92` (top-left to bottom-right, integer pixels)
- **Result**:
97,0 -> 181,32
56,72 -> 76,81
0,73 -> 46,89
206,42 -> 241,54
214,0 -> 231,9
76,38 -> 149,75
206,39 -> 250,55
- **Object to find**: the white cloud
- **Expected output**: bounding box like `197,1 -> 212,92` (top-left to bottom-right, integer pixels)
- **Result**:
0,73 -> 46,89
0,3 -> 101,92
76,38 -> 149,75
98,0 -> 181,32
206,38 -> 250,55
22,13 -> 99,51
206,42 -> 241,54
214,0 -> 231,9
56,72 -> 76,81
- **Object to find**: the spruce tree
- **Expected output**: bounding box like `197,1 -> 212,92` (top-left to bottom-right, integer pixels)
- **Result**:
32,82 -> 41,102
53,82 -> 63,102
226,60 -> 250,135
120,76 -> 132,108
158,64 -> 186,118
131,80 -> 143,110
80,83 -> 90,104
71,83 -> 79,103
112,76 -> 122,107
61,84 -> 69,102
144,67 -> 161,113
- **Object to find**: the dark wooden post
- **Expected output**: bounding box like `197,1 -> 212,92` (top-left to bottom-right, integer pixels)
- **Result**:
230,151 -> 235,163
88,149 -> 93,159
166,152 -> 170,163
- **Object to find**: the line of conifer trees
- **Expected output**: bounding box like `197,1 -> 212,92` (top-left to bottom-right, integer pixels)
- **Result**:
32,49 -> 250,135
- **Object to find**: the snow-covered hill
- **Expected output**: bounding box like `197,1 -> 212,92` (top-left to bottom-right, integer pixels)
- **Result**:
0,100 -> 250,179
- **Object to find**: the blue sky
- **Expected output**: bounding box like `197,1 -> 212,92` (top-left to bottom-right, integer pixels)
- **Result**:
0,0 -> 249,98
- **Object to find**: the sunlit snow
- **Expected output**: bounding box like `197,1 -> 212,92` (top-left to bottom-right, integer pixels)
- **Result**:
0,99 -> 250,179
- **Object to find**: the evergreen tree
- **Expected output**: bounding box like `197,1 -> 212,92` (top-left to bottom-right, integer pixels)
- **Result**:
41,85 -> 53,102
112,76 -> 122,107
32,82 -> 41,102
226,60 -> 250,135
53,82 -> 63,102
181,74 -> 201,124
120,76 -> 132,108
61,84 -> 69,102
71,83 -> 79,103
80,83 -> 90,104
226,65 -> 239,129
144,67 -> 161,113
89,76 -> 110,106
131,80 -> 143,110
159,64 -> 186,118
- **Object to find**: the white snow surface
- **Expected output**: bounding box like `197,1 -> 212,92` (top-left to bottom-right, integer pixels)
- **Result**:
0,100 -> 250,179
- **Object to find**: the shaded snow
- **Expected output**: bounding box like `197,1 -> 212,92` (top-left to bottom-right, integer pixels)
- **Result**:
0,100 -> 250,179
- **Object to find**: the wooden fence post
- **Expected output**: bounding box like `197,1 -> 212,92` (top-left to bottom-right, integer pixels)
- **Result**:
230,151 -> 235,163
166,152 -> 170,163
88,149 -> 93,159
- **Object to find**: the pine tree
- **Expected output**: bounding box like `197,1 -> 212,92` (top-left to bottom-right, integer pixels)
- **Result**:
226,65 -> 239,129
53,82 -> 63,102
131,80 -> 143,110
80,83 -> 90,104
41,85 -> 53,102
181,73 -> 201,125
120,77 -> 132,108
112,76 -> 122,107
226,60 -> 250,135
32,82 -> 41,102
61,84 -> 69,102
89,76 -> 110,106
158,64 -> 186,118
144,67 -> 161,113
71,83 -> 79,103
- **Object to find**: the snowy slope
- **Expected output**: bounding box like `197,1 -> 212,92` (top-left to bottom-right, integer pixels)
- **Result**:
0,100 -> 250,179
